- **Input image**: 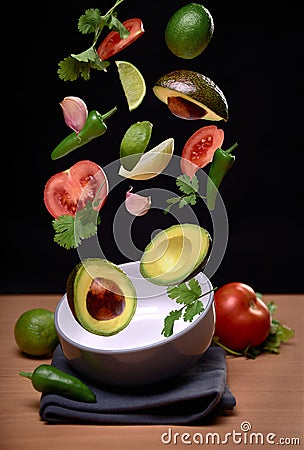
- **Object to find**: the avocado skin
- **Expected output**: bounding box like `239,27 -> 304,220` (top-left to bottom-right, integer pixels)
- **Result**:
182,232 -> 212,283
66,258 -> 137,336
154,70 -> 228,121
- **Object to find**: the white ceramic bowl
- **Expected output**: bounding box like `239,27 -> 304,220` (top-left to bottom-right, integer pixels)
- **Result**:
55,261 -> 215,387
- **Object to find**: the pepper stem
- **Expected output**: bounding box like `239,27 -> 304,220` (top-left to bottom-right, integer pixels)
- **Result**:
225,142 -> 238,154
101,106 -> 117,121
19,371 -> 33,379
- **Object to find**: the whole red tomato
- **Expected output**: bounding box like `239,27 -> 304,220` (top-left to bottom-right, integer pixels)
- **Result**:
214,282 -> 271,351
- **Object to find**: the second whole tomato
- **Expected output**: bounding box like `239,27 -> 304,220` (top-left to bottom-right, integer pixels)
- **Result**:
214,282 -> 271,351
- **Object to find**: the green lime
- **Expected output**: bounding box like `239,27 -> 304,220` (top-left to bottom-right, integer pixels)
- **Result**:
120,121 -> 153,171
14,308 -> 59,357
165,3 -> 214,59
115,60 -> 147,111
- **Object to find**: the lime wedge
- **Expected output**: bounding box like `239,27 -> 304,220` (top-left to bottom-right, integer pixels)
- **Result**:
120,121 -> 153,171
118,138 -> 174,180
115,60 -> 146,111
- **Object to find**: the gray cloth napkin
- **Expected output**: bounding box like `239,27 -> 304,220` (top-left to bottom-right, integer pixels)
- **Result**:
39,345 -> 236,424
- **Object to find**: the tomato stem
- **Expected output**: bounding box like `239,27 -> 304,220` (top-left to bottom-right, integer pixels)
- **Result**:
212,337 -> 244,356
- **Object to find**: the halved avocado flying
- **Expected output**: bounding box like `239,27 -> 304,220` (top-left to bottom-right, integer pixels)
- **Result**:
140,223 -> 212,286
66,258 -> 137,336
153,70 -> 228,121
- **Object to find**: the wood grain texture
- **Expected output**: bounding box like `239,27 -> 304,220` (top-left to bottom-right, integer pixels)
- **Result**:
0,294 -> 303,450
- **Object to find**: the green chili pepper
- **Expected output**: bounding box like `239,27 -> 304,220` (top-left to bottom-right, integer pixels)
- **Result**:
206,142 -> 238,210
19,364 -> 96,403
51,106 -> 117,160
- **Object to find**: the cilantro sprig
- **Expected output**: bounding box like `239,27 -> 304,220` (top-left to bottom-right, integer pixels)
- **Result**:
52,182 -> 105,249
164,174 -> 205,214
212,296 -> 295,359
58,0 -> 128,81
162,278 -> 216,337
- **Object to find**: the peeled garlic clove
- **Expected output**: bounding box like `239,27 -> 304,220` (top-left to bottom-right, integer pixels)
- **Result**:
125,187 -> 151,216
60,96 -> 88,134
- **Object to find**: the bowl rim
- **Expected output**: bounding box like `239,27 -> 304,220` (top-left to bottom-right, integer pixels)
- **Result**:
55,262 -> 214,355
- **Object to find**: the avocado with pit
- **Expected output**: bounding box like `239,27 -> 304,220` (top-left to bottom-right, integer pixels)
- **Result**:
66,258 -> 137,336
153,70 -> 228,121
140,223 -> 212,286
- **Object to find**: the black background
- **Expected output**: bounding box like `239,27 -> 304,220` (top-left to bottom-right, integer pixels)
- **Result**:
4,1 -> 303,294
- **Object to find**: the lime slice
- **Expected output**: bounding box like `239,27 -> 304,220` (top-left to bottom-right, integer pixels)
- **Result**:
118,138 -> 174,180
115,60 -> 146,111
120,121 -> 153,171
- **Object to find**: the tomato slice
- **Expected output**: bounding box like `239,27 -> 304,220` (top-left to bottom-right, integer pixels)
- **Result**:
43,160 -> 109,219
180,125 -> 224,179
97,18 -> 145,60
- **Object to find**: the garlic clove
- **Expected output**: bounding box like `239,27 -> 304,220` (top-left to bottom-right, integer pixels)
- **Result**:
60,96 -> 88,134
125,187 -> 151,216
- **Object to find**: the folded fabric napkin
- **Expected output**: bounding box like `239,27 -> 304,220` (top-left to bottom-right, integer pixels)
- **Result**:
40,345 -> 236,425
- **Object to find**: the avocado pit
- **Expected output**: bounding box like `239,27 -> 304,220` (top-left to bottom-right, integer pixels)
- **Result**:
66,258 -> 137,336
167,96 -> 208,120
87,278 -> 125,321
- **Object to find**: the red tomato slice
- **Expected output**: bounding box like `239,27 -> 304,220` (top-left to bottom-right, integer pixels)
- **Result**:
180,125 -> 224,179
97,18 -> 145,60
44,160 -> 109,219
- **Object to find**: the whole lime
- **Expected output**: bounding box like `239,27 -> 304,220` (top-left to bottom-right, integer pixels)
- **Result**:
14,308 -> 59,357
165,3 -> 214,59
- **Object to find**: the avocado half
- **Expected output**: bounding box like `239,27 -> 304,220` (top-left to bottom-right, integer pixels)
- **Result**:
66,258 -> 137,336
140,223 -> 212,286
153,70 -> 228,121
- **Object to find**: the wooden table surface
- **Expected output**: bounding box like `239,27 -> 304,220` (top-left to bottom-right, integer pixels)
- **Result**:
1,294 -> 303,450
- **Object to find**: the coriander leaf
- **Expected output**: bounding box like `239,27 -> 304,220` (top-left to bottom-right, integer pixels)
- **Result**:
183,300 -> 204,321
58,0 -> 126,81
71,47 -> 100,63
163,280 -> 214,337
161,309 -> 183,337
52,215 -> 80,250
187,278 -> 202,297
167,281 -> 200,304
179,194 -> 196,207
106,15 -> 129,37
176,174 -> 196,195
78,9 -> 102,34
57,57 -> 92,81
164,174 -> 203,215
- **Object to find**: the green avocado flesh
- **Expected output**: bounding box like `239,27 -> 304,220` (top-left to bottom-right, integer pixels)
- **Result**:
66,258 -> 137,336
153,70 -> 228,121
140,224 -> 212,286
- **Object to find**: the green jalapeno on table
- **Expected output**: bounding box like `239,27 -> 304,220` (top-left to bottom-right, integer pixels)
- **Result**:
206,142 -> 238,210
51,106 -> 117,160
19,364 -> 96,403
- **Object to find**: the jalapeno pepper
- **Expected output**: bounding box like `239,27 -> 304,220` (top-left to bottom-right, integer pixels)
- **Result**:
51,106 -> 117,160
206,142 -> 238,210
19,364 -> 96,403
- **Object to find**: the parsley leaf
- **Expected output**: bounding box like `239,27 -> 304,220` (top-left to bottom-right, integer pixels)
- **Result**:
164,174 -> 204,214
58,0 -> 127,81
162,278 -> 216,337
